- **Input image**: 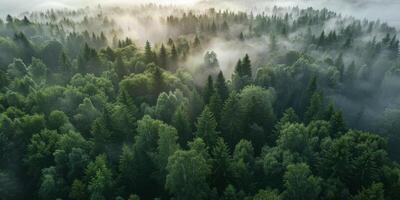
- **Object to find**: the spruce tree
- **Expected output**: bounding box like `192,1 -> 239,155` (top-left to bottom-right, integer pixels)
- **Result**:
215,71 -> 229,102
241,54 -> 252,77
170,43 -> 178,70
204,75 -> 215,104
195,106 -> 219,147
158,43 -> 168,69
144,40 -> 153,64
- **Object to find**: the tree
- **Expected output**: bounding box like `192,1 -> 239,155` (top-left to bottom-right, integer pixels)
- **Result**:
188,89 -> 205,124
166,149 -> 210,200
351,183 -> 384,200
193,35 -> 201,50
73,98 -> 101,134
241,54 -> 252,77
304,92 -> 324,124
277,123 -> 314,162
239,86 -> 276,148
283,163 -> 321,200
144,41 -> 153,63
39,167 -> 58,200
329,110 -> 347,137
158,44 -> 168,69
154,125 -> 179,186
300,75 -> 318,118
320,130 -> 388,193
215,71 -> 229,102
222,185 -> 244,200
275,108 -> 299,133
195,106 -> 219,147
335,53 -> 345,82
211,138 -> 234,193
204,75 -> 215,104
155,92 -> 178,123
232,55 -> 252,90
170,43 -> 178,70
115,56 -> 127,79
28,58 -> 47,83
208,93 -> 223,124
86,155 -> 113,200
25,129 -> 60,177
270,34 -> 277,50
119,116 -> 161,197
239,32 -> 245,41
232,140 -> 255,192
6,15 -> 13,24
253,189 -> 281,200
172,105 -> 192,147
41,41 -> 63,69
152,66 -> 164,97
220,92 -> 243,148
318,31 -> 325,46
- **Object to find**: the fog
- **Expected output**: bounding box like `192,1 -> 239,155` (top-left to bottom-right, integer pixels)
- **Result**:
0,0 -> 199,15
2,0 -> 400,26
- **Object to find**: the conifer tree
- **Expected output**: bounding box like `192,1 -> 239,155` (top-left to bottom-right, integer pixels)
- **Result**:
204,75 -> 215,104
158,43 -> 168,69
195,106 -> 219,147
144,40 -> 153,64
215,71 -> 229,102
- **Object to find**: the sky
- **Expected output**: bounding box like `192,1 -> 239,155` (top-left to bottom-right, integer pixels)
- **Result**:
1,0 -> 400,27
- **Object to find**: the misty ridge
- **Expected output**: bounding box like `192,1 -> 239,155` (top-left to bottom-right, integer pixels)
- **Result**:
1,0 -> 400,200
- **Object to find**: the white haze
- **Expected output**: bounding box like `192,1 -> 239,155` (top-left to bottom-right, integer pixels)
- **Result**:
2,0 -> 400,27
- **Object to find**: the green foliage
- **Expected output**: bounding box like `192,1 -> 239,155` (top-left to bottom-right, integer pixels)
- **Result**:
220,92 -> 243,148
166,149 -> 210,200
351,183 -> 384,200
195,106 -> 219,147
254,189 -> 281,200
320,130 -> 388,192
1,6 -> 400,200
282,163 -> 321,200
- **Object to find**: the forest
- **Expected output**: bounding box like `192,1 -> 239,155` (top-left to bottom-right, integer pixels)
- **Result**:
0,2 -> 400,200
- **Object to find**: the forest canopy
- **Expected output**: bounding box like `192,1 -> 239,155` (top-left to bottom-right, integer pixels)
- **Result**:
0,2 -> 400,200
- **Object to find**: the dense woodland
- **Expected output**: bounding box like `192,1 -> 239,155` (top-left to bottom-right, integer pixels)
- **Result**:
0,4 -> 400,200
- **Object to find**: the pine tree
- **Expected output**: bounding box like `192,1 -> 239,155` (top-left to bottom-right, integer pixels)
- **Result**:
115,56 -> 127,79
60,52 -> 72,73
211,21 -> 217,35
170,43 -> 178,70
215,71 -> 229,102
239,32 -> 245,41
220,92 -> 243,148
270,34 -> 277,50
153,66 -> 164,98
208,93 -> 223,124
234,59 -> 243,76
304,92 -> 324,124
221,21 -> 229,31
158,44 -> 168,69
329,111 -> 347,137
204,75 -> 215,104
167,38 -> 174,46
346,61 -> 357,85
195,106 -> 219,147
188,89 -> 205,126
144,40 -> 153,64
335,53 -> 345,82
211,138 -> 234,193
318,31 -> 325,46
193,35 -> 201,49
241,54 -> 252,77
172,106 -> 192,147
